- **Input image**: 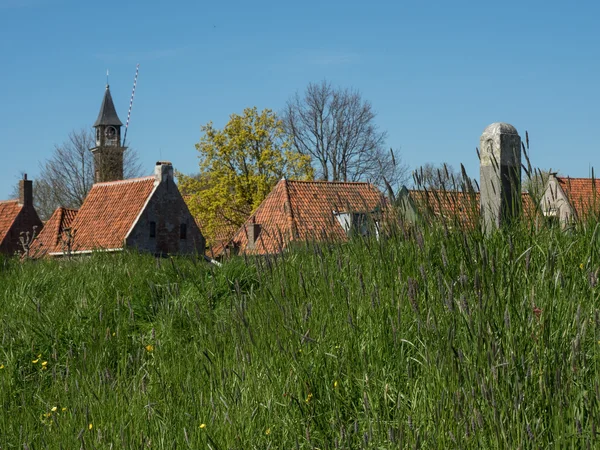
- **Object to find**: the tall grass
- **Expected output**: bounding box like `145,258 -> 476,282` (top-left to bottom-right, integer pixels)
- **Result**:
1,219 -> 600,448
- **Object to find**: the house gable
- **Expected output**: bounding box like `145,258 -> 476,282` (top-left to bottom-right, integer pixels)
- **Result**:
126,172 -> 205,255
541,175 -> 574,224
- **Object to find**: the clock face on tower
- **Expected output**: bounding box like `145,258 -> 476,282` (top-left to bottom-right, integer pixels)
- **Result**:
106,127 -> 116,139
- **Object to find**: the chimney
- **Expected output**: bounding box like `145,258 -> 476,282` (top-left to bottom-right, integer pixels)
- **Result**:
246,218 -> 261,250
154,161 -> 174,183
18,173 -> 33,207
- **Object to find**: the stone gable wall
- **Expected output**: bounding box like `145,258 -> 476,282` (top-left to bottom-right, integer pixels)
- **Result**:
126,178 -> 205,255
541,178 -> 574,224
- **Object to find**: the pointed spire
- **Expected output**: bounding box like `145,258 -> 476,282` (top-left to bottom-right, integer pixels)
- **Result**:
93,85 -> 123,127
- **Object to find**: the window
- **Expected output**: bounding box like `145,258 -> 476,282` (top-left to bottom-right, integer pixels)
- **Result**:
180,223 -> 187,240
334,211 -> 373,237
149,221 -> 156,238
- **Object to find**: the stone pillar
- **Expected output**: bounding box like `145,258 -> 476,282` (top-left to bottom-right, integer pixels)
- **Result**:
479,123 -> 522,232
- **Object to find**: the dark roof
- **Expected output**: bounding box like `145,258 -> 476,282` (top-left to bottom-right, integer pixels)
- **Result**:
93,85 -> 123,127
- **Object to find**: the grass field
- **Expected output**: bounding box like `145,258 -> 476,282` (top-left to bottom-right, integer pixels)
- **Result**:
1,218 -> 600,448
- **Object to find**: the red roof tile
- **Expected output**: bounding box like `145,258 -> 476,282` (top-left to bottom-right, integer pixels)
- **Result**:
67,177 -> 156,252
227,180 -> 384,255
556,177 -> 600,219
32,207 -> 78,256
408,190 -> 536,228
0,200 -> 22,245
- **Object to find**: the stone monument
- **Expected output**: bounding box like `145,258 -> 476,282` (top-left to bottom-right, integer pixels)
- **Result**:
479,123 -> 522,232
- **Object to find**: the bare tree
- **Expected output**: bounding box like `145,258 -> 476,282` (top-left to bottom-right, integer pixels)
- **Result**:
11,128 -> 143,220
282,80 -> 407,189
413,163 -> 469,191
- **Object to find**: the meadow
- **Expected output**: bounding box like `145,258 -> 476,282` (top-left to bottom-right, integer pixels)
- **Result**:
1,217 -> 600,448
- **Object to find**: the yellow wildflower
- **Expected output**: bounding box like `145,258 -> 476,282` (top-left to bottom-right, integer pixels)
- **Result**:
580,263 -> 584,270
41,361 -> 48,367
265,428 -> 271,435
32,359 -> 39,364
62,407 -> 67,412
145,344 -> 154,352
37,354 -> 41,358
88,423 -> 93,430
334,380 -> 338,388
51,406 -> 57,412
199,423 -> 206,429
0,364 -> 4,370
44,412 -> 51,418
305,393 -> 313,403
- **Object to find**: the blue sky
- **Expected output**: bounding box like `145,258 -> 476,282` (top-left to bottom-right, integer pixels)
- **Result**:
1,0 -> 599,199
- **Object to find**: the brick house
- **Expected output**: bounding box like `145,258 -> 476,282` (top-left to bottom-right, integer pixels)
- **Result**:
35,162 -> 205,256
218,179 -> 384,256
34,84 -> 205,257
541,174 -> 600,225
0,175 -> 43,255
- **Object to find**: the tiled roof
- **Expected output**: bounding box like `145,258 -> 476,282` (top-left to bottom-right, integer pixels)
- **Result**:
0,200 -> 22,245
67,176 -> 156,252
408,189 -> 536,228
228,179 -> 384,255
556,177 -> 600,218
32,207 -> 78,256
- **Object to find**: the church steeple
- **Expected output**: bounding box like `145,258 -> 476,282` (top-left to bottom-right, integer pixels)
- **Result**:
91,84 -> 125,183
94,84 -> 123,128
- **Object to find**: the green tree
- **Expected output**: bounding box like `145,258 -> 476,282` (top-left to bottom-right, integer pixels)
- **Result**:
178,107 -> 313,245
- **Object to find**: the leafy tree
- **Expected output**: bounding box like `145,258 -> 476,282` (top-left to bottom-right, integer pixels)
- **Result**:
10,128 -> 143,220
178,107 -> 313,245
282,80 -> 408,190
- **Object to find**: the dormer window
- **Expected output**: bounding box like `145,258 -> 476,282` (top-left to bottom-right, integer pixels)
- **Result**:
334,211 -> 376,237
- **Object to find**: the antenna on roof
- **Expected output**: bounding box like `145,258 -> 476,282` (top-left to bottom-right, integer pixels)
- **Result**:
106,69 -> 109,86
122,63 -> 140,147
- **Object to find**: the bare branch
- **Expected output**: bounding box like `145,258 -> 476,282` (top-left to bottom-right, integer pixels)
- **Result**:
282,80 -> 406,190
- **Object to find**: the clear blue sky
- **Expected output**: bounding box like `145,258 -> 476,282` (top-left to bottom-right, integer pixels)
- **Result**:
1,0 -> 599,199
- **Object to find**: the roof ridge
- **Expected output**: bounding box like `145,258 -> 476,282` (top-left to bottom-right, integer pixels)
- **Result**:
286,179 -> 374,185
0,199 -> 19,204
558,176 -> 600,181
94,176 -> 154,186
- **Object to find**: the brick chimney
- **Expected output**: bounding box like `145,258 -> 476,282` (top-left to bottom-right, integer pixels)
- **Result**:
18,174 -> 33,207
246,217 -> 261,250
154,161 -> 174,183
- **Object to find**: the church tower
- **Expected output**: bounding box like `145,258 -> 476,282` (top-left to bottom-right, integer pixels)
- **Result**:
91,84 -> 125,183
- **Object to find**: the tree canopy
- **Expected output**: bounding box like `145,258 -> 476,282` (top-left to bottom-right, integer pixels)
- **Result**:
178,107 -> 313,246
